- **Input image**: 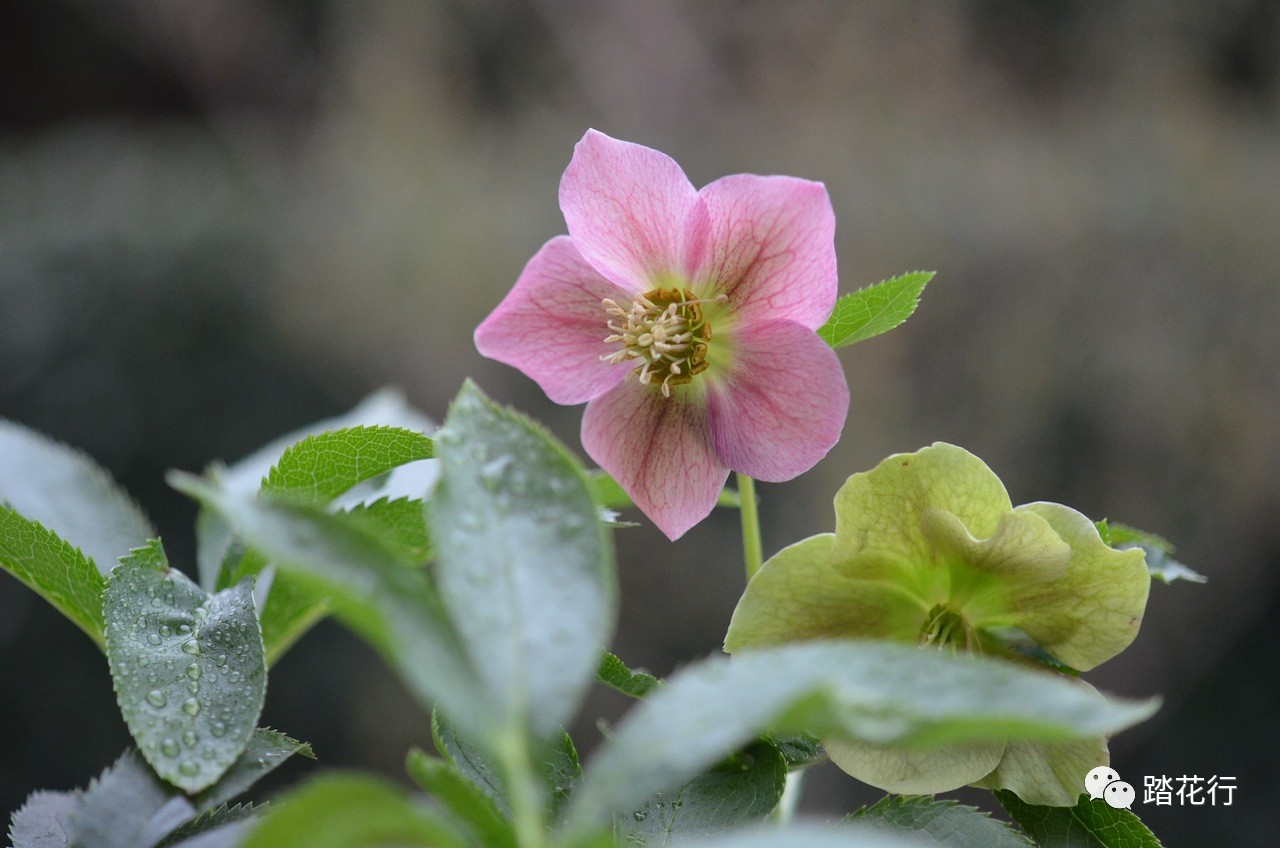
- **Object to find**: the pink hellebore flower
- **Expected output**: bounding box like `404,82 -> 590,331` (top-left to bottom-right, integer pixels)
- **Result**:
475,130 -> 849,539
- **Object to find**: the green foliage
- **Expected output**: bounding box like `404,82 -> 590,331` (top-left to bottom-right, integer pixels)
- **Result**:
406,749 -> 518,848
261,425 -> 434,503
996,790 -> 1164,848
431,381 -> 616,741
817,271 -> 935,349
238,775 -> 469,848
597,652 -> 661,699
1096,520 -> 1207,584
0,506 -> 106,647
849,796 -> 1033,847
563,640 -> 1158,834
616,741 -> 787,846
343,496 -> 432,566
0,419 -> 154,574
665,822 -> 938,848
191,729 -> 314,814
104,539 -> 268,792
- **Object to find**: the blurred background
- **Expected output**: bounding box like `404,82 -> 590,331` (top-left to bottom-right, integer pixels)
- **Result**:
1,1 -> 1277,844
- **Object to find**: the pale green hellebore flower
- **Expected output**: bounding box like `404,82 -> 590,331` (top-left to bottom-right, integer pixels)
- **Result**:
723,442 -> 1151,804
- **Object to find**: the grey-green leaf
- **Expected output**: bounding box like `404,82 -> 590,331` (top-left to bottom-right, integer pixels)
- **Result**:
849,796 -> 1033,848
0,420 -> 153,575
172,474 -> 491,739
192,729 -> 314,814
431,381 -> 616,741
563,641 -> 1158,834
70,750 -> 196,848
261,426 -> 434,505
1097,521 -> 1206,584
616,741 -> 787,846
238,774 -> 469,848
817,271 -> 935,349
996,790 -> 1164,848
0,507 -> 106,647
104,541 -> 267,792
8,790 -> 75,848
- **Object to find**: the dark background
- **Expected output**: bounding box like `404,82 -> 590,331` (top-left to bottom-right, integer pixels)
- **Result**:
1,2 -> 1278,845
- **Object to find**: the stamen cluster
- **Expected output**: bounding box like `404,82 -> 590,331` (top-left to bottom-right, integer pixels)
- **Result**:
601,287 -> 719,397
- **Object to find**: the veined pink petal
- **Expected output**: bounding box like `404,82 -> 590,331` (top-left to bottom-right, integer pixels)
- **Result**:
582,380 -> 729,540
694,174 -> 837,330
559,129 -> 709,290
707,320 -> 848,481
474,236 -> 632,405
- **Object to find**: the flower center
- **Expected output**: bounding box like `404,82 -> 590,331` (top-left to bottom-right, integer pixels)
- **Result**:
919,603 -> 981,653
600,287 -> 723,397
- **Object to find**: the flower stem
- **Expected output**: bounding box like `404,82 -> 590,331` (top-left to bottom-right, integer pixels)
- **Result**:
497,723 -> 547,848
737,473 -> 763,582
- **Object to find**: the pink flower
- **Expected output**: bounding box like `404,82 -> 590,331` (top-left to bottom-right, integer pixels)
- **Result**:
475,130 -> 849,539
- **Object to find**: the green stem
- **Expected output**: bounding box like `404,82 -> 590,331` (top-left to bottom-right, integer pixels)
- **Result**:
769,769 -> 807,823
737,472 -> 763,582
497,725 -> 547,848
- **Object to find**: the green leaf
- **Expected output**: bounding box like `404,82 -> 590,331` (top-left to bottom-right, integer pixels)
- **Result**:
158,803 -> 261,848
817,271 -> 935,349
192,729 -> 314,814
261,425 -> 434,504
588,471 -> 740,511
616,741 -> 787,846
239,774 -> 469,848
431,381 -> 616,741
598,652 -> 661,699
8,790 -> 75,848
0,419 -> 154,576
1098,521 -> 1206,584
996,790 -> 1164,848
69,750 -> 196,848
666,822 -> 939,848
849,796 -> 1033,848
769,733 -> 824,770
215,543 -> 328,667
104,540 -> 267,792
343,497 -> 432,566
0,506 -> 106,647
172,473 -> 492,739
406,749 -> 517,848
562,641 -> 1158,834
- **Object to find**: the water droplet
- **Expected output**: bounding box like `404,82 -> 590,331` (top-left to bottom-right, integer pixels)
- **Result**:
151,597 -> 163,607
182,698 -> 201,716
228,671 -> 241,683
216,654 -> 227,666
210,721 -> 226,738
182,731 -> 197,747
146,690 -> 167,708
182,640 -> 200,656
186,663 -> 201,681
160,625 -> 172,637
179,760 -> 199,777
160,738 -> 180,758
162,577 -> 174,590
187,681 -> 199,694
178,624 -> 191,635
146,633 -> 162,645
633,811 -> 647,822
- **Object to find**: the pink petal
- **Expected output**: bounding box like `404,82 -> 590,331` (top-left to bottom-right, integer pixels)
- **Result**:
581,379 -> 729,540
694,174 -> 837,330
707,320 -> 848,481
559,129 -> 709,290
474,236 -> 633,405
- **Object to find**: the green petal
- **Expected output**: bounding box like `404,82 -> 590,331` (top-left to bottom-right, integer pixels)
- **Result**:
972,735 -> 1108,807
833,444 -> 1012,569
724,535 -> 927,652
825,736 -> 1005,795
1007,503 -> 1150,671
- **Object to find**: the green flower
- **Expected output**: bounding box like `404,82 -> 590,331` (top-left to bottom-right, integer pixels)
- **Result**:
724,443 -> 1151,804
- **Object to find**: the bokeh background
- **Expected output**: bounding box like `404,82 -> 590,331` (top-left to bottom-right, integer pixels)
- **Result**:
2,2 -> 1277,845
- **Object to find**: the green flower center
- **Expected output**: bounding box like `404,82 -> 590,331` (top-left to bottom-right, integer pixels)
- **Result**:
601,288 -> 723,397
918,603 -> 982,652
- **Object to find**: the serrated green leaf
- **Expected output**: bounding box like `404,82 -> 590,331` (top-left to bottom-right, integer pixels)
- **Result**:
849,796 -> 1033,847
616,741 -> 787,846
261,426 -> 434,504
406,749 -> 517,848
996,790 -> 1164,848
431,381 -> 616,741
8,790 -> 75,848
562,641 -> 1158,834
597,652 -> 661,699
817,271 -> 935,349
666,822 -> 938,848
0,419 -> 154,576
343,497 -> 432,566
1096,521 -> 1205,584
0,507 -> 106,647
238,774 -> 469,848
768,733 -> 824,770
69,750 -> 196,848
172,474 -> 492,739
104,541 -> 267,793
216,544 -> 327,667
191,729 -> 314,814
157,803 -> 261,848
